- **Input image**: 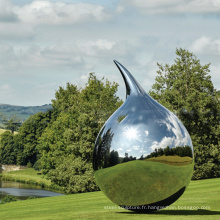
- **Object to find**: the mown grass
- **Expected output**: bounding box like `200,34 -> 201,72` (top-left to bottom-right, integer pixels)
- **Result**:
0,168 -> 64,192
95,160 -> 194,206
0,178 -> 219,220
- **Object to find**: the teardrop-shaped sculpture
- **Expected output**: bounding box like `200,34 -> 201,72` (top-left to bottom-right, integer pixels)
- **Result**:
93,61 -> 194,212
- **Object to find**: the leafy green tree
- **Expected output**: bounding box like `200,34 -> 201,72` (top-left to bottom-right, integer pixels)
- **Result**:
48,155 -> 99,193
149,48 -> 220,179
37,73 -> 123,192
15,110 -> 55,166
0,131 -> 16,164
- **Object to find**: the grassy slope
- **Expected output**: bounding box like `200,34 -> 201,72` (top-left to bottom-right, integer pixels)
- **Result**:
1,169 -> 51,186
1,168 -> 63,192
0,178 -> 219,220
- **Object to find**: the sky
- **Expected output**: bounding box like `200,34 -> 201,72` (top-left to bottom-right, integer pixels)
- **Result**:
0,0 -> 220,106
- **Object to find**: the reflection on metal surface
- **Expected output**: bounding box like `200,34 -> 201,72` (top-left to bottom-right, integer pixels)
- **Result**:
93,60 -> 194,212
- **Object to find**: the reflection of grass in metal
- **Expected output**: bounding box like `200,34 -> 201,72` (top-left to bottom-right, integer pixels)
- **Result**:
146,155 -> 193,166
95,160 -> 194,206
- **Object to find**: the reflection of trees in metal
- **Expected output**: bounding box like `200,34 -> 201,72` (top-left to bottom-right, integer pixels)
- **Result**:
145,146 -> 193,159
121,153 -> 136,163
93,127 -> 114,170
109,150 -> 120,167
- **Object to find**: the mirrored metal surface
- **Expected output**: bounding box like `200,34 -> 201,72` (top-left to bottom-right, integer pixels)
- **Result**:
93,60 -> 194,212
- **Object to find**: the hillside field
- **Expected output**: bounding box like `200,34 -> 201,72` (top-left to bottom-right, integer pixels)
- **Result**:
0,104 -> 52,123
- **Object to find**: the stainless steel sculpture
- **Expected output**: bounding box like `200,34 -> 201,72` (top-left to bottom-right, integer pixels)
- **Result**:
93,60 -> 194,212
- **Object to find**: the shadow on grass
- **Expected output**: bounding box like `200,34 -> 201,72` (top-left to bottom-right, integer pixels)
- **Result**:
118,209 -> 220,215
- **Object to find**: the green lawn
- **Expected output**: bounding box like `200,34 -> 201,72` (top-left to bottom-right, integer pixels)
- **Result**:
0,178 -> 219,219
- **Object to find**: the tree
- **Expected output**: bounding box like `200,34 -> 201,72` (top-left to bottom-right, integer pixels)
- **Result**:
36,73 -> 123,192
149,48 -> 220,179
0,131 -> 16,164
15,110 -> 55,166
48,155 -> 99,193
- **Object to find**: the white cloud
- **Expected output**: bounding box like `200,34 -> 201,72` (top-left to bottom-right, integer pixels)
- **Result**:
1,84 -> 11,91
120,0 -> 220,15
190,36 -> 220,55
116,5 -> 124,14
0,45 -> 17,71
0,0 -> 18,22
14,1 -> 110,25
132,145 -> 139,150
0,39 -> 117,72
77,39 -> 116,56
0,23 -> 34,39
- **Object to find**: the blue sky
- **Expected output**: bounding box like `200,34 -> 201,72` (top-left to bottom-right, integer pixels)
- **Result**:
1,0 -> 220,106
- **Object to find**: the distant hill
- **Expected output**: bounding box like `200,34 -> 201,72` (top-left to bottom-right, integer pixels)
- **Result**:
0,104 -> 52,126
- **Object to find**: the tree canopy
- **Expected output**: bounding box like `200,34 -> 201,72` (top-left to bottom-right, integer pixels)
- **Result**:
149,48 -> 220,179
36,73 -> 123,192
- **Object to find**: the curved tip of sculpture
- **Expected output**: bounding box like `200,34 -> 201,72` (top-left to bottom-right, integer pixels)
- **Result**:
113,60 -> 143,98
113,60 -> 120,66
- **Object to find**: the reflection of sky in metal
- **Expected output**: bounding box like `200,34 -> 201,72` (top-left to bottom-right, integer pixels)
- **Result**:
123,127 -> 141,142
113,111 -> 192,159
150,113 -> 192,152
